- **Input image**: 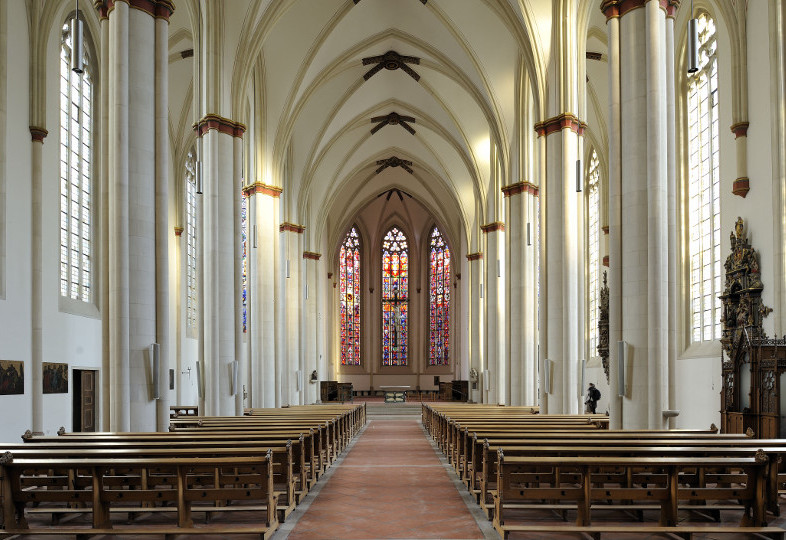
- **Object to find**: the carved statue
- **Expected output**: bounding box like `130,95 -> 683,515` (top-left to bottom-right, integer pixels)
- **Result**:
597,271 -> 610,383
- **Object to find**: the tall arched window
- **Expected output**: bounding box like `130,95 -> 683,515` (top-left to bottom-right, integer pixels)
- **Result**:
382,227 -> 408,366
340,227 -> 361,366
241,192 -> 247,333
688,12 -> 720,343
587,150 -> 600,358
429,226 -> 450,366
59,19 -> 94,302
185,148 -> 198,331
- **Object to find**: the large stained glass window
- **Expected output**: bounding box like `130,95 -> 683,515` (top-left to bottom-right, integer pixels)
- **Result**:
429,227 -> 450,365
241,192 -> 248,333
340,227 -> 361,366
688,12 -> 720,343
382,227 -> 408,366
185,148 -> 197,330
587,150 -> 600,358
59,19 -> 93,302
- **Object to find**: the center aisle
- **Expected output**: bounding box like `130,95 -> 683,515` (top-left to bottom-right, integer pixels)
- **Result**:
285,417 -> 486,539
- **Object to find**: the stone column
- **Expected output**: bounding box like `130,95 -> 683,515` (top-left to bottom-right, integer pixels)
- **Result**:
482,223 -> 506,404
303,251 -> 320,404
536,114 -> 584,414
466,252 -> 484,402
29,127 -> 47,433
104,0 -> 177,431
279,223 -> 304,405
196,115 -> 245,416
775,0 -> 786,335
503,182 -> 540,406
232,137 -> 244,416
601,0 -> 676,428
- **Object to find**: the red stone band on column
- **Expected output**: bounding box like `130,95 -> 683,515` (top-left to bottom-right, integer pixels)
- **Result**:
534,113 -> 585,137
105,0 -> 175,21
466,252 -> 483,261
602,225 -> 609,235
243,182 -> 283,198
481,222 -> 505,233
603,255 -> 610,267
601,0 -> 675,19
502,181 -> 540,197
174,227 -> 184,236
280,222 -> 305,233
194,114 -> 247,138
303,251 -> 321,261
94,1 -> 109,19
730,122 -> 750,139
29,126 -> 48,142
732,178 -> 750,198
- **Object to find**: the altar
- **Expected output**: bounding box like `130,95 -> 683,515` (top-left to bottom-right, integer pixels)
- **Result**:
379,385 -> 410,403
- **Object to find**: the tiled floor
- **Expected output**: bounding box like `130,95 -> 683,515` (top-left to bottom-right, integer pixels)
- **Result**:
284,418 -> 486,540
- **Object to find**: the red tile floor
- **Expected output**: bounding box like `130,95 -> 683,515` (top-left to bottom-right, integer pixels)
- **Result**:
283,418 -> 487,539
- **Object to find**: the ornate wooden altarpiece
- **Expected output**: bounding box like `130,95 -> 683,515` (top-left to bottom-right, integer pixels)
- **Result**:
598,271 -> 610,383
719,218 -> 785,438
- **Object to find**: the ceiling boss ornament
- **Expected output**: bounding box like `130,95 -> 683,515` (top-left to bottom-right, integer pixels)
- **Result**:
370,112 -> 417,135
362,51 -> 421,81
375,156 -> 414,174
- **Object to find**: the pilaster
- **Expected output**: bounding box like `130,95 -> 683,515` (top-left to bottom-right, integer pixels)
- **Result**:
482,222 -> 506,405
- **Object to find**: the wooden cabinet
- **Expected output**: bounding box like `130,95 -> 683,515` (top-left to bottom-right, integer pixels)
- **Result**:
321,381 -> 353,403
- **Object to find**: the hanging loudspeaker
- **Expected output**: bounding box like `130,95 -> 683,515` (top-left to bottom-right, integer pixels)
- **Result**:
151,343 -> 160,400
687,18 -> 699,73
70,17 -> 84,74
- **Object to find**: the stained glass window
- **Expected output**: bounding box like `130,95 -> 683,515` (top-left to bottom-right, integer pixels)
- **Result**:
185,148 -> 197,330
382,227 -> 408,366
428,227 -> 450,366
241,193 -> 248,333
587,150 -> 600,358
340,227 -> 361,366
59,19 -> 93,302
688,12 -> 720,343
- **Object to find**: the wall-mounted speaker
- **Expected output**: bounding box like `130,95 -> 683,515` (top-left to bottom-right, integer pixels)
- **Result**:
169,369 -> 175,390
150,343 -> 160,400
196,361 -> 204,398
231,360 -> 239,396
617,340 -> 627,397
483,370 -> 490,391
296,370 -> 302,391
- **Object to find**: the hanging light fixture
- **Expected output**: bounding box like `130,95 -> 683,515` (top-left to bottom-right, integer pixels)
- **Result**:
687,0 -> 699,73
70,0 -> 84,73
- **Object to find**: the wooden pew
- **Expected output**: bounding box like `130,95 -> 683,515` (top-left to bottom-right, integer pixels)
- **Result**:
0,453 -> 277,539
493,453 -> 772,539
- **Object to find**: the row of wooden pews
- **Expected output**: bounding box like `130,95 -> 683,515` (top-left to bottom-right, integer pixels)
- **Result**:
423,403 -> 786,539
0,403 -> 365,539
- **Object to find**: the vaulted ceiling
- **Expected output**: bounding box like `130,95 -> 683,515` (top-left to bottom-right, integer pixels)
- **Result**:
166,0 -> 610,255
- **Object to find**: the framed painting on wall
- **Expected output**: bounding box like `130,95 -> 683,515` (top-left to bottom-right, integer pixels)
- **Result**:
42,362 -> 68,394
0,360 -> 24,395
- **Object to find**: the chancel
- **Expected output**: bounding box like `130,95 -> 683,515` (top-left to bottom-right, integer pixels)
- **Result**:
1,0 -> 786,538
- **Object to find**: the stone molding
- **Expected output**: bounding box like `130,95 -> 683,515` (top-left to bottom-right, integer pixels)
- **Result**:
481,222 -> 505,233
466,252 -> 483,261
29,126 -> 48,142
731,122 -> 750,139
502,181 -> 539,197
732,177 -> 750,198
303,251 -> 321,260
99,0 -> 175,21
194,114 -> 246,138
174,227 -> 184,237
600,0 -> 679,19
243,182 -> 282,198
280,222 -> 305,234
534,113 -> 586,137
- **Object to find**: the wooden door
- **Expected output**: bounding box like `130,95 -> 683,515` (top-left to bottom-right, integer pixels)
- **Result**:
73,369 -> 96,432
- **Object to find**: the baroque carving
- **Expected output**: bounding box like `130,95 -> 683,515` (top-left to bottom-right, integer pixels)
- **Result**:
597,271 -> 610,383
720,217 -> 771,356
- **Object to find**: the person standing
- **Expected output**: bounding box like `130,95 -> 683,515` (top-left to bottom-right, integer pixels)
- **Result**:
585,383 -> 600,414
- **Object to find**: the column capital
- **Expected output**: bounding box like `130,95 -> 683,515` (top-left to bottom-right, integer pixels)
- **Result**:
243,182 -> 282,198
466,252 -> 483,261
29,126 -> 48,142
601,0 -> 676,20
280,222 -> 305,233
174,227 -> 184,237
731,122 -> 750,138
103,0 -> 175,21
502,181 -> 539,197
481,222 -> 505,233
534,113 -> 586,137
732,177 -> 750,198
194,114 -> 246,138
303,251 -> 321,261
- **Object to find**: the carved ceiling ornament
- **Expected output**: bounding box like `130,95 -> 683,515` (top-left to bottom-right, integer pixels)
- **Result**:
720,217 -> 771,357
597,271 -> 610,383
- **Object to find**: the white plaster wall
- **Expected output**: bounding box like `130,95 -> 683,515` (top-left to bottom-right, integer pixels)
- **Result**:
0,0 -> 33,442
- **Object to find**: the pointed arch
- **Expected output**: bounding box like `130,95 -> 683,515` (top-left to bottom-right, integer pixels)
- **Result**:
586,148 -> 601,359
185,146 -> 198,332
381,226 -> 409,366
428,226 -> 451,366
339,226 -> 361,366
